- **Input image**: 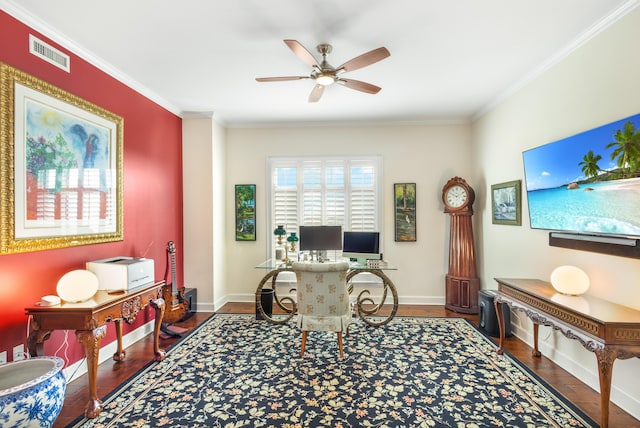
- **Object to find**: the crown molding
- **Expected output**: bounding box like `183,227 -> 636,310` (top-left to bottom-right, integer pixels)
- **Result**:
0,0 -> 182,116
473,0 -> 640,122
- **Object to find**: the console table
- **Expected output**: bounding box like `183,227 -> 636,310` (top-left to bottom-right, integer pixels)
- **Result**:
25,280 -> 166,418
255,259 -> 398,326
493,278 -> 640,428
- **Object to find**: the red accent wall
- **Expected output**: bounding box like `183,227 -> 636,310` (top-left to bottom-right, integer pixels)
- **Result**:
0,11 -> 183,365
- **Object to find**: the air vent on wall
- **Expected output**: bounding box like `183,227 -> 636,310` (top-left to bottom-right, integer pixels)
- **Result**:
29,34 -> 70,72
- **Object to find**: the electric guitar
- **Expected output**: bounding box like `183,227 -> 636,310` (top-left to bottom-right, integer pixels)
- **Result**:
162,241 -> 189,324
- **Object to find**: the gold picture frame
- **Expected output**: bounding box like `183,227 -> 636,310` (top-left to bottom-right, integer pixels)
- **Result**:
491,180 -> 521,226
0,63 -> 124,254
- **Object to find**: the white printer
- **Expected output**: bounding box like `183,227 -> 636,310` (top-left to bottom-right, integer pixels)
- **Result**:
86,256 -> 155,291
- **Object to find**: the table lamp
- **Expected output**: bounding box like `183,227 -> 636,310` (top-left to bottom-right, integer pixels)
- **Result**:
550,265 -> 590,296
287,232 -> 299,252
284,232 -> 299,263
273,225 -> 286,246
273,225 -> 287,260
56,269 -> 99,302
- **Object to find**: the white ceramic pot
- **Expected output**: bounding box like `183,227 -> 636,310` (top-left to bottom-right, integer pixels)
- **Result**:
0,356 -> 66,428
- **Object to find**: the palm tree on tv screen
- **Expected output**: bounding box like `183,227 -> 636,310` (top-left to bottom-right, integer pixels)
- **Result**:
605,121 -> 640,178
578,150 -> 602,180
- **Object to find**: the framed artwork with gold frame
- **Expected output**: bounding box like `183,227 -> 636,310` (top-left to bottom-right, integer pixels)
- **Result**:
0,63 -> 124,254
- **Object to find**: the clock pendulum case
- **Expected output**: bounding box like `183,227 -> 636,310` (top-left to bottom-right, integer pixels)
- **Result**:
442,176 -> 480,313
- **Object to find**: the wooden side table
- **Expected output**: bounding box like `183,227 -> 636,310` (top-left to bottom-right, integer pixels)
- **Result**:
25,281 -> 166,418
494,278 -> 640,428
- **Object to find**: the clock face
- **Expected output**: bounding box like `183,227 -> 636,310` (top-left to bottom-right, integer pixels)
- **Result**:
445,185 -> 468,208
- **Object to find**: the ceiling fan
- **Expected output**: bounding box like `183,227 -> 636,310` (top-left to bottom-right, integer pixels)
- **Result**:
256,39 -> 390,103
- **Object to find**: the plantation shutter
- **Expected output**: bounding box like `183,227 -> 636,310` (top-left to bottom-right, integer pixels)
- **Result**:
273,165 -> 298,231
268,156 -> 381,256
323,160 -> 345,226
302,161 -> 322,225
349,161 -> 377,231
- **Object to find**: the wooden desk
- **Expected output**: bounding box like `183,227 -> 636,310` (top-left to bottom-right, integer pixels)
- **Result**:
25,281 -> 166,418
494,278 -> 640,428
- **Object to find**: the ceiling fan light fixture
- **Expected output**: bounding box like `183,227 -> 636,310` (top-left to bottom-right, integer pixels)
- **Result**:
315,74 -> 335,86
256,40 -> 390,102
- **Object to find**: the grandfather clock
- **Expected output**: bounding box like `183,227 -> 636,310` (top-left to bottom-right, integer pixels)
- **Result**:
442,177 -> 479,314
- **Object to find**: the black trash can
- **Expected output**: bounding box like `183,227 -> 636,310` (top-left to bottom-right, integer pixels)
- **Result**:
478,290 -> 511,337
256,288 -> 274,320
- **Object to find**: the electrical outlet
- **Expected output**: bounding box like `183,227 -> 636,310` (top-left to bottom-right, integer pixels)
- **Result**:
13,344 -> 25,361
0,350 -> 6,365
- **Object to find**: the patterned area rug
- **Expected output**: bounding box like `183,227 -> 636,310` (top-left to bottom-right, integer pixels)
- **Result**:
67,314 -> 596,427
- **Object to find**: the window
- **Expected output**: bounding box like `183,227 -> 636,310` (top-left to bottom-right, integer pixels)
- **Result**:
268,156 -> 382,256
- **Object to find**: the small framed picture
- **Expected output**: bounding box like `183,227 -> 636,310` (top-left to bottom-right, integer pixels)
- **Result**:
394,183 -> 416,241
491,180 -> 521,226
235,184 -> 256,241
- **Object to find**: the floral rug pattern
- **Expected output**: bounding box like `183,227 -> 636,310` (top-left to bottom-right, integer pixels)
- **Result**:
68,315 -> 595,427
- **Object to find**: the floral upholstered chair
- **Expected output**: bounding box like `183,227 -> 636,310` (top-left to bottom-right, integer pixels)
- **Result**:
292,261 -> 351,359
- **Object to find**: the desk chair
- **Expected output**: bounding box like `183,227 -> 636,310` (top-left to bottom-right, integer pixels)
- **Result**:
292,261 -> 351,359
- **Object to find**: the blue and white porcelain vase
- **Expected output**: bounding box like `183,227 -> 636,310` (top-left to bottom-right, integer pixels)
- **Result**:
0,356 -> 66,428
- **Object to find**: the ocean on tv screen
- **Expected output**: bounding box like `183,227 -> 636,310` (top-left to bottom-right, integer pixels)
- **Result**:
527,179 -> 640,236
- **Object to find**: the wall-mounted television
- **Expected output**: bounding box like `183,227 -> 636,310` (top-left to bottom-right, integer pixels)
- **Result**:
342,231 -> 380,265
522,112 -> 640,239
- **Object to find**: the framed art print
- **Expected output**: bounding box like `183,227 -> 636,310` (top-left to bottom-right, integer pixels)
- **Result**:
0,62 -> 123,254
491,180 -> 521,226
394,183 -> 416,241
235,184 -> 256,241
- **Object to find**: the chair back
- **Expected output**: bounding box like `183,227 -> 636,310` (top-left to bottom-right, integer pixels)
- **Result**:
292,261 -> 351,332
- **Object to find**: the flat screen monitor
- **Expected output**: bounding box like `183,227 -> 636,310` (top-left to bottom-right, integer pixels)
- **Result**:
342,231 -> 380,264
299,226 -> 343,252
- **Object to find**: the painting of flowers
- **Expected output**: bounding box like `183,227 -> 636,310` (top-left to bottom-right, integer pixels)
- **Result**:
24,101 -> 113,221
1,63 -> 123,254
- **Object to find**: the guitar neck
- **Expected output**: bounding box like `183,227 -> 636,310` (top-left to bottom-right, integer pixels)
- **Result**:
170,252 -> 178,295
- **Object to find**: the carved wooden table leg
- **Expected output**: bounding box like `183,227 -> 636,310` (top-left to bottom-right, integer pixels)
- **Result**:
594,347 -> 617,428
27,329 -> 51,357
113,319 -> 126,361
532,323 -> 542,357
150,297 -> 166,361
76,325 -> 107,418
494,298 -> 505,355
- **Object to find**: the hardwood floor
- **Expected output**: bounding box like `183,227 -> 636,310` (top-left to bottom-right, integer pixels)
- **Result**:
53,304 -> 639,427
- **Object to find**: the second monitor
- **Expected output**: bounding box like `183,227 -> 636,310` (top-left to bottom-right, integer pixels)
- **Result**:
342,231 -> 380,265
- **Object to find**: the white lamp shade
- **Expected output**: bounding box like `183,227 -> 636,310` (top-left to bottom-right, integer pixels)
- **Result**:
56,270 -> 99,303
550,265 -> 590,296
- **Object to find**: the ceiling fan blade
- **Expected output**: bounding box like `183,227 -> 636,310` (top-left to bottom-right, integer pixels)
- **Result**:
308,84 -> 324,103
256,76 -> 309,82
284,39 -> 319,68
336,47 -> 390,73
338,78 -> 382,94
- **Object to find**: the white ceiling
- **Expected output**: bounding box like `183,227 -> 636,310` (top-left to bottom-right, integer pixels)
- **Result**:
2,0 -> 637,127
